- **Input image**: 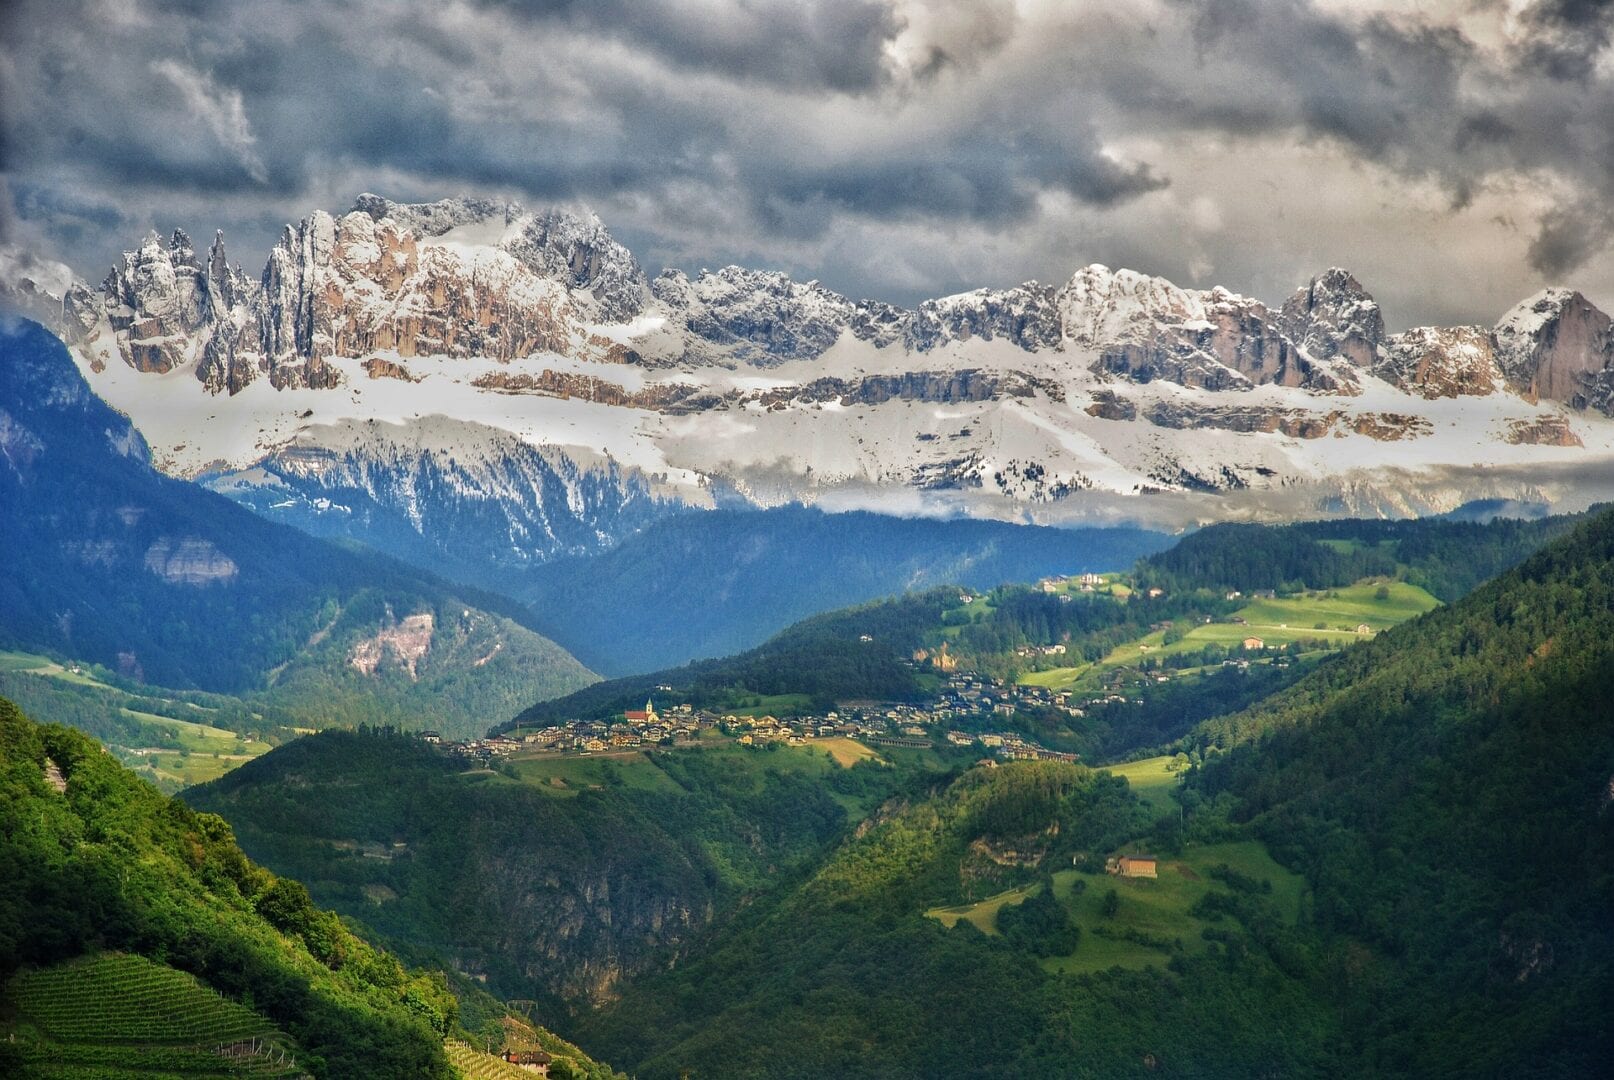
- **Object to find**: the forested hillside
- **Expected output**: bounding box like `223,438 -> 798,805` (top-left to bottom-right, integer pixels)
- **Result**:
1136,513 -> 1589,599
1180,508 -> 1614,1075
575,759 -> 1334,1078
0,320 -> 594,738
184,729 -> 936,1009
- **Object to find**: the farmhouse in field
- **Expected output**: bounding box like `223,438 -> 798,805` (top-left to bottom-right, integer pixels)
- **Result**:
1242,636 -> 1265,650
1112,854 -> 1158,878
1356,623 -> 1372,635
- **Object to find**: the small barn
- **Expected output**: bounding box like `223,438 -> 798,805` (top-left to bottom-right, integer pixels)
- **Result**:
1116,854 -> 1158,879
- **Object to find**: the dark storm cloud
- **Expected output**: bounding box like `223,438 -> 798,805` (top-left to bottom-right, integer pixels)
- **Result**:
1515,0 -> 1614,80
1160,0 -> 1482,196
1528,205 -> 1614,278
1,0 -> 1613,323
1138,0 -> 1614,282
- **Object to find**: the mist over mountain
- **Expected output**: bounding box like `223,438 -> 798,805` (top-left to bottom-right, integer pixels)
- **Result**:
518,506 -> 1170,676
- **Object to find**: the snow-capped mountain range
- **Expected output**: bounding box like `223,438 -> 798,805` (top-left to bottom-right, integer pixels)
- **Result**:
10,193 -> 1614,562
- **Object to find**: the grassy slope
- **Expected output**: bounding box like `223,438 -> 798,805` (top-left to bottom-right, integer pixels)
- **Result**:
0,699 -> 459,1078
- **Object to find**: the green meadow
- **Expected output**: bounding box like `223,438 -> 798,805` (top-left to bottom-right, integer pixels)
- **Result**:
924,839 -> 1305,976
1102,755 -> 1184,816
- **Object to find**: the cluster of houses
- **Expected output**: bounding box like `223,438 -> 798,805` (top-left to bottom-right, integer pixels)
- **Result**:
422,668 -> 1105,766
432,700 -> 722,764
1038,572 -> 1166,600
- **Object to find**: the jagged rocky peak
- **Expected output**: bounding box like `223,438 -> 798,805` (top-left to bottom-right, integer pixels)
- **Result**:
1064,266 -> 1318,392
1056,263 -> 1206,346
504,208 -> 649,321
353,192 -> 650,320
1279,267 -> 1385,367
1376,325 -> 1503,399
100,228 -> 215,373
1493,288 -> 1614,407
655,265 -> 906,363
352,192 -> 511,237
908,280 -> 1062,352
203,230 -> 240,312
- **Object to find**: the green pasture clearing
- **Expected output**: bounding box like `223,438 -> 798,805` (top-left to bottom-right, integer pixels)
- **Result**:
114,710 -> 271,787
0,650 -> 52,673
138,750 -> 258,788
0,650 -> 113,688
505,750 -> 686,797
696,741 -> 842,781
1017,664 -> 1092,689
727,693 -> 815,718
922,837 -> 1303,972
816,736 -> 879,768
1043,840 -> 1306,975
1072,579 -> 1439,684
1234,580 -> 1438,632
1102,755 -> 1183,816
925,883 -> 1040,933
876,743 -> 976,774
122,709 -> 252,746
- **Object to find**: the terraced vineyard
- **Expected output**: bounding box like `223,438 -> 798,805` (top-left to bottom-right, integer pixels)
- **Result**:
445,1040 -> 538,1079
2,953 -> 304,1078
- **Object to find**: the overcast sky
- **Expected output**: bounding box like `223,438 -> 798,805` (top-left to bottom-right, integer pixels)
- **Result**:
3,0 -> 1613,329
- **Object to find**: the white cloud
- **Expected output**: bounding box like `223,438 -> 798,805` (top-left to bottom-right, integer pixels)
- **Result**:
149,59 -> 267,184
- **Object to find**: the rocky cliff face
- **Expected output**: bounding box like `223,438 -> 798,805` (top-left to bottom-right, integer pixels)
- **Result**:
73,196 -> 650,395
1493,289 -> 1614,407
1278,267 -> 1385,369
209,416 -> 679,588
1376,325 -> 1504,399
655,266 -> 906,365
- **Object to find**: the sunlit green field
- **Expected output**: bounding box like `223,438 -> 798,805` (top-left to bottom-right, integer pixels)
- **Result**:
1070,580 -> 1439,683
1046,840 -> 1306,974
1013,580 -> 1437,693
727,693 -> 815,717
1234,580 -> 1438,632
504,738 -> 884,800
0,650 -> 112,687
922,839 -> 1304,975
1017,664 -> 1092,688
503,750 -> 686,796
1102,755 -> 1183,816
926,883 -> 1040,933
